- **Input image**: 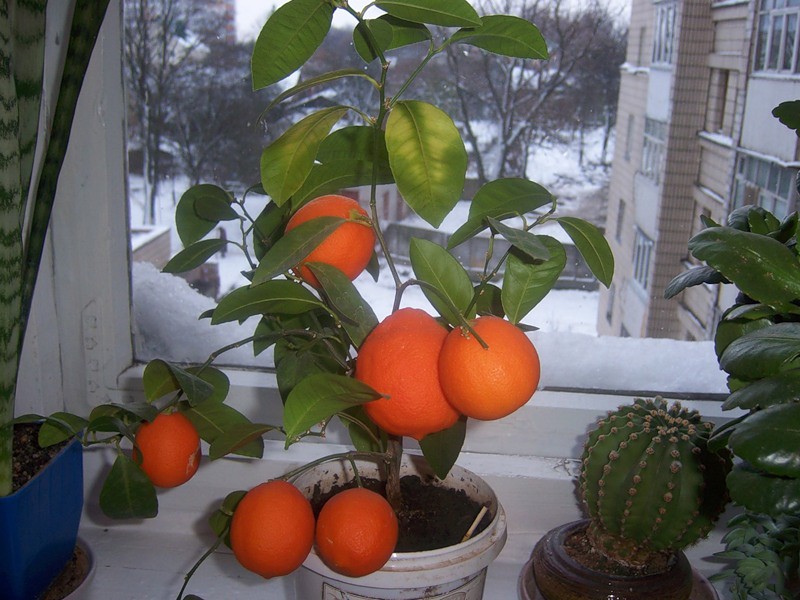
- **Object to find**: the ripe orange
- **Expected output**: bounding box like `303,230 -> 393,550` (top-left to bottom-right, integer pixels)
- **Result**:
315,487 -> 398,577
439,316 -> 540,420
284,194 -> 375,288
355,307 -> 460,440
230,480 -> 315,579
133,411 -> 201,488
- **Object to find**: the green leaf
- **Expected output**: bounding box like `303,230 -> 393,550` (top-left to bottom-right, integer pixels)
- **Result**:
376,0 -> 481,27
409,237 -> 474,326
251,216 -> 345,284
664,265 -> 726,299
714,315 -> 774,360
418,417 -> 467,479
99,453 -> 158,519
772,100 -> 800,136
252,201 -> 290,261
719,322 -> 800,380
212,280 -> 323,324
308,262 -> 378,348
448,178 -> 553,249
292,160 -> 393,207
251,0 -> 334,89
689,227 -> 800,309
474,283 -> 504,317
487,217 -> 550,261
184,400 -> 264,459
264,69 -> 378,115
283,374 -> 383,445
556,217 -> 614,287
375,14 -> 432,50
341,406 -> 385,453
450,15 -> 548,59
385,100 -> 467,227
162,239 -> 228,274
353,18 -> 394,62
141,360 -> 216,406
317,126 -> 389,164
728,403 -> 800,478
727,463 -> 800,516
275,338 -> 345,400
38,412 -> 88,446
209,423 -> 275,461
723,370 -> 800,410
260,106 -> 348,205
175,184 -> 236,245
502,238 -> 566,324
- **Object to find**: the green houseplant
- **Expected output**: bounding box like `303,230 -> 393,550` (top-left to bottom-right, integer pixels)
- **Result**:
0,2 -> 110,599
665,99 -> 800,598
520,397 -> 731,600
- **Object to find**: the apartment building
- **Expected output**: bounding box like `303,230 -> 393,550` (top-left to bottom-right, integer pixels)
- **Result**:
598,0 -> 800,340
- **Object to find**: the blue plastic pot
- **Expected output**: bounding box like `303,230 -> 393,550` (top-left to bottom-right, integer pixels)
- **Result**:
0,436 -> 84,600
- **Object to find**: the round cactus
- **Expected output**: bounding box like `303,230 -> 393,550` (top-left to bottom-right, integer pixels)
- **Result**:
580,397 -> 730,567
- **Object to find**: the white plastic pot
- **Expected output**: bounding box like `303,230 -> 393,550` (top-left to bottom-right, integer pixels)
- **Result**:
293,453 -> 507,600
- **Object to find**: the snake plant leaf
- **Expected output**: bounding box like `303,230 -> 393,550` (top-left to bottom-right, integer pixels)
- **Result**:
283,374 -> 383,446
689,227 -> 800,309
450,15 -> 548,59
727,463 -> 800,516
448,178 -> 553,249
175,184 -> 236,245
208,423 -> 275,461
385,100 -> 467,227
162,239 -> 228,274
211,280 -> 324,324
556,217 -> 614,287
487,217 -> 550,261
502,238 -> 566,324
251,0 -> 334,89
419,417 -> 467,479
719,322 -> 800,380
308,262 -> 378,348
723,370 -> 800,410
99,453 -> 158,519
185,400 -> 264,459
664,265 -> 726,299
728,403 -> 800,478
410,238 -> 475,326
260,106 -> 348,205
376,0 -> 481,27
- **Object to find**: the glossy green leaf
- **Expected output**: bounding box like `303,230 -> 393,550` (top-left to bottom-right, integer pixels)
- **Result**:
723,370 -> 800,410
354,18 -> 394,62
713,316 -> 774,360
99,453 -> 158,519
308,262 -> 378,347
264,69 -> 378,115
162,239 -> 228,274
90,403 -> 158,426
719,322 -> 800,380
317,126 -> 388,163
487,217 -> 550,261
410,237 -> 474,326
275,338 -> 345,400
293,160 -> 392,207
376,14 -> 432,50
474,283 -> 504,317
502,238 -> 566,324
209,423 -> 275,461
748,208 -> 781,236
38,412 -> 88,446
208,489 -> 246,542
252,201 -> 289,261
723,303 -> 778,322
418,417 -> 467,479
184,399 -> 265,459
689,227 -> 800,309
260,107 -> 348,205
141,359 -> 215,406
727,463 -> 800,516
448,178 -> 553,249
376,0 -> 481,27
728,403 -> 800,478
251,0 -> 334,89
283,374 -> 383,445
252,313 -> 310,356
175,184 -> 236,245
251,216 -> 345,284
664,265 -> 726,299
450,15 -> 548,59
211,280 -> 323,324
556,217 -> 614,287
385,100 -> 467,227
341,406 -> 385,453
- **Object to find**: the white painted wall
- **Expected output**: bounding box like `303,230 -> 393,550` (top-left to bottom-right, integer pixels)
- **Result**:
741,77 -> 800,160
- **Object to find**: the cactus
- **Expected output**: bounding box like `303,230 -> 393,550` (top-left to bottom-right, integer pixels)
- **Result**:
580,398 -> 730,568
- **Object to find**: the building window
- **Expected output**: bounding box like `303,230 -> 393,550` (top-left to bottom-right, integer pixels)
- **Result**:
615,199 -> 626,242
706,69 -> 730,135
732,155 -> 798,219
606,285 -> 616,324
632,227 -> 655,289
642,117 -> 667,184
624,114 -> 634,161
636,26 -> 647,66
754,0 -> 800,73
652,2 -> 677,66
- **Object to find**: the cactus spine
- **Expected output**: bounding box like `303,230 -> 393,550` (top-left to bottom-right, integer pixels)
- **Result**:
580,398 -> 730,567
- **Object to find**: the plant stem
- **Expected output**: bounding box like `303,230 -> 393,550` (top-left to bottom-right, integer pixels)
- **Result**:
384,436 -> 403,512
176,526 -> 227,600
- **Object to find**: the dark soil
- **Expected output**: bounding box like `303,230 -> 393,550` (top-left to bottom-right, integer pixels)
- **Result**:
563,526 -> 671,577
40,544 -> 91,600
11,422 -> 69,492
310,475 -> 492,552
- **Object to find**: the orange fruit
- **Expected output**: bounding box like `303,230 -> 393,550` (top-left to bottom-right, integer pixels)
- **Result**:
355,307 -> 460,440
284,194 -> 375,288
133,411 -> 201,488
230,480 -> 315,578
439,316 -> 540,420
315,487 -> 398,577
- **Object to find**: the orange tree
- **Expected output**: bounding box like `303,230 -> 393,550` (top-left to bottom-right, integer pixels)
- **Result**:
36,0 -> 615,574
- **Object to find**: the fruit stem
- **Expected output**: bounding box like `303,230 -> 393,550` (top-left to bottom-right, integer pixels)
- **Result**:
175,524 -> 227,600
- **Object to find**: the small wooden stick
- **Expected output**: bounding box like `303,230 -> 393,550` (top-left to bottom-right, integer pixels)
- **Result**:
461,505 -> 489,542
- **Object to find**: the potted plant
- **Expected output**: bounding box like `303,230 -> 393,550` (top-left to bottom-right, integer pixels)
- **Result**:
40,0 -> 614,597
0,2 -> 110,599
664,100 -> 800,598
519,397 -> 731,600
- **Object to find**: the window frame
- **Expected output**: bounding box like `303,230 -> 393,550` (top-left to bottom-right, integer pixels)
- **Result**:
753,0 -> 800,73
652,1 -> 677,66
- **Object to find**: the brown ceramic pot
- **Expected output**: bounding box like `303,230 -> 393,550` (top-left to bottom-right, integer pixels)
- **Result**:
518,520 -> 720,600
